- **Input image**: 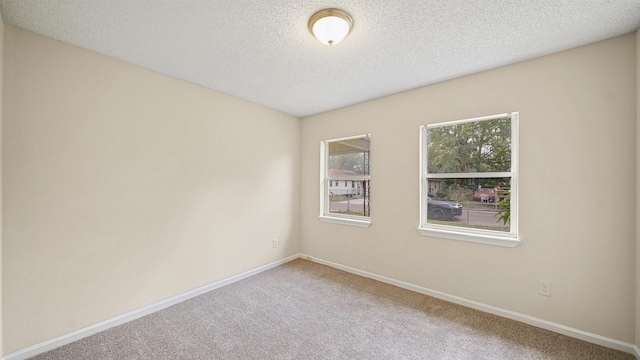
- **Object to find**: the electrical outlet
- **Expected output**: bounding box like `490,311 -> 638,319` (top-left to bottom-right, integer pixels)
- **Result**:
272,239 -> 277,248
538,280 -> 551,297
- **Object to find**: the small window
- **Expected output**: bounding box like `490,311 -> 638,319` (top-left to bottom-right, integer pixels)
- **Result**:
418,113 -> 519,247
320,135 -> 371,227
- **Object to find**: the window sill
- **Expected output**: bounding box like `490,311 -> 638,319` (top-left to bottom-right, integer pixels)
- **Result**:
319,215 -> 371,228
416,226 -> 520,248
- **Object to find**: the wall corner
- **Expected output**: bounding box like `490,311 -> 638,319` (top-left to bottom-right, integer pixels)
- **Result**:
635,28 -> 640,350
0,13 -> 5,359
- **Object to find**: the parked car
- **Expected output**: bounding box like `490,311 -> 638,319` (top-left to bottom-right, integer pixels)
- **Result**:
473,188 -> 495,202
427,194 -> 462,221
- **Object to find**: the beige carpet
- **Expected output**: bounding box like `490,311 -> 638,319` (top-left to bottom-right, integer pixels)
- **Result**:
30,259 -> 633,359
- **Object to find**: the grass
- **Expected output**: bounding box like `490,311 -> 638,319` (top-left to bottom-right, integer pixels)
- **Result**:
457,201 -> 500,210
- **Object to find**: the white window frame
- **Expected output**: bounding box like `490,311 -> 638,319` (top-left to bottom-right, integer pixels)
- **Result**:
319,134 -> 371,228
417,113 -> 520,247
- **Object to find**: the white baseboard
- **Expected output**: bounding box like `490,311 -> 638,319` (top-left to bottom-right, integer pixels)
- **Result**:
3,254 -> 301,360
301,254 -> 639,358
6,253 -> 637,360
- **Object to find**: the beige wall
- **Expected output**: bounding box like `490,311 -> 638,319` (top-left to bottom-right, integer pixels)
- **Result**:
2,26 -> 301,353
636,29 -> 640,349
0,13 -> 4,358
301,34 -> 636,343
1,22 -> 637,355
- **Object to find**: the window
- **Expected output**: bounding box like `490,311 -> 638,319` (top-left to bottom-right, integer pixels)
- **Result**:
418,113 -> 519,247
320,134 -> 371,227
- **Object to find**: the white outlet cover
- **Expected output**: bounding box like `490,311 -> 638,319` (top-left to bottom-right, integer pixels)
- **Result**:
538,280 -> 551,296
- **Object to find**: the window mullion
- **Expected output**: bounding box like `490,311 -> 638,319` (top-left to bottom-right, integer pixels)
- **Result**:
426,172 -> 512,179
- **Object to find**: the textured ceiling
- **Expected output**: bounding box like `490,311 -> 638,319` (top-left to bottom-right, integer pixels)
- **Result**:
1,1 -> 639,117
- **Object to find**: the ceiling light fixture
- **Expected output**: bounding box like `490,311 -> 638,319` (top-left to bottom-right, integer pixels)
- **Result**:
308,8 -> 353,46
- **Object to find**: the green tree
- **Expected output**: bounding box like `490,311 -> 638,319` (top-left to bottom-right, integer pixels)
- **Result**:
495,192 -> 511,225
427,117 -> 511,199
329,152 -> 368,174
444,184 -> 473,202
427,117 -> 511,174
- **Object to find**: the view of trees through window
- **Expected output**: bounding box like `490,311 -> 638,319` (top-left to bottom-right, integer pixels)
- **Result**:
425,116 -> 513,232
326,136 -> 370,217
427,117 -> 511,174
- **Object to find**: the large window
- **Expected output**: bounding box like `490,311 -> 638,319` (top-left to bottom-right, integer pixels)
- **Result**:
418,113 -> 519,247
319,135 -> 371,227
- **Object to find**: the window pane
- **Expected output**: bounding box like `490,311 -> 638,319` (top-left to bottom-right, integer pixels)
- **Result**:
328,180 -> 370,217
427,117 -> 511,174
323,135 -> 371,221
328,137 -> 370,176
426,178 -> 510,232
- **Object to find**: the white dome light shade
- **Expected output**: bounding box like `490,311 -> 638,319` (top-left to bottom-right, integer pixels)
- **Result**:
312,16 -> 349,45
308,9 -> 353,46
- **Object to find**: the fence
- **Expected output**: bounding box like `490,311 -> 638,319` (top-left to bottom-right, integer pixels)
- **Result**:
441,201 -> 509,232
